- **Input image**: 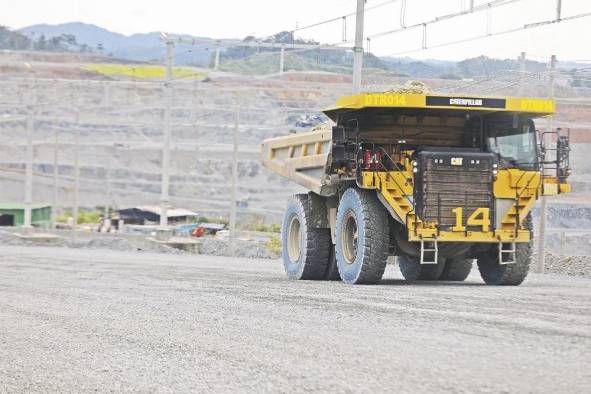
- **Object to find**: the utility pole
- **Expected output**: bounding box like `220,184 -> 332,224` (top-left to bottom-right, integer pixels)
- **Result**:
230,94 -> 239,257
518,52 -> 526,94
103,82 -> 110,107
73,112 -> 81,230
536,54 -> 557,274
214,45 -> 221,71
279,46 -> 285,75
514,52 -> 526,128
192,78 -> 198,124
160,40 -> 174,233
105,144 -> 113,220
52,120 -> 59,229
23,79 -> 35,230
352,0 -> 365,94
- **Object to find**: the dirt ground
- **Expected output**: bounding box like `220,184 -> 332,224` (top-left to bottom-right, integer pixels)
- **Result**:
1,245 -> 590,393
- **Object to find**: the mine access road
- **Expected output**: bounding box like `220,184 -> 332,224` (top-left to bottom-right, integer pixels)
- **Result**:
1,245 -> 590,392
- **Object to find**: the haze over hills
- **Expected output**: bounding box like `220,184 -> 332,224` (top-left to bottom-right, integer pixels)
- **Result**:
18,22 -> 211,65
7,21 -> 590,80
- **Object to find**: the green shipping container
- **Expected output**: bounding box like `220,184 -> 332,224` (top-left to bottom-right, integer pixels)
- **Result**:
0,203 -> 52,228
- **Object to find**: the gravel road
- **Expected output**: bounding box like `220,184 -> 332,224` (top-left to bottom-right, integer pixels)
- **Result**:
1,245 -> 590,393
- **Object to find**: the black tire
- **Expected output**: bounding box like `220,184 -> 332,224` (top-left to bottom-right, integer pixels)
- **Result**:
477,242 -> 531,285
440,257 -> 473,281
281,194 -> 331,280
335,188 -> 389,284
324,244 -> 341,281
398,254 -> 445,281
477,213 -> 533,286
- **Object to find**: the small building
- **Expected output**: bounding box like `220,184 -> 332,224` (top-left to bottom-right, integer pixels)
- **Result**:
114,206 -> 199,226
114,208 -> 159,225
0,203 -> 52,227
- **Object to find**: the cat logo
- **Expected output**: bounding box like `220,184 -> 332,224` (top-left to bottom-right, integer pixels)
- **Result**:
451,157 -> 463,166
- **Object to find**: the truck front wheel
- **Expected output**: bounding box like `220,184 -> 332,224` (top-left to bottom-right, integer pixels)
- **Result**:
476,243 -> 531,285
281,194 -> 330,280
335,188 -> 389,284
477,214 -> 533,286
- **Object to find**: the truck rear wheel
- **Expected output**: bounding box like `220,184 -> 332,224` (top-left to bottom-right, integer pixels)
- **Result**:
398,255 -> 445,281
477,243 -> 531,285
281,194 -> 330,280
335,188 -> 389,284
440,257 -> 473,281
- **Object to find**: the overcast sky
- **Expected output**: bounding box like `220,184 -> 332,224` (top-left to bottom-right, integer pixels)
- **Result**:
4,0 -> 590,62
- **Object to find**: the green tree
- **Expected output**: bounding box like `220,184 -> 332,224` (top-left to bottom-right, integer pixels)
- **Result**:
36,34 -> 46,50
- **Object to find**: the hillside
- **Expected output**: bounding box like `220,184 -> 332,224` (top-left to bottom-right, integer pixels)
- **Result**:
2,24 -> 94,52
217,31 -> 386,74
0,25 -> 30,50
20,22 -> 211,64
20,22 -> 122,49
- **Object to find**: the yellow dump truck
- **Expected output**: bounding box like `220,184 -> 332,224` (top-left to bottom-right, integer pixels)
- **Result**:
261,92 -> 571,285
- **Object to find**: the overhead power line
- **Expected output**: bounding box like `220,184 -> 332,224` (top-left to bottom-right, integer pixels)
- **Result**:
384,10 -> 591,57
291,0 -> 399,33
369,0 -> 520,40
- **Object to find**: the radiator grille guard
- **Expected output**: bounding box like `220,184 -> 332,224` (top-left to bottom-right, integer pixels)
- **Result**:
414,149 -> 496,231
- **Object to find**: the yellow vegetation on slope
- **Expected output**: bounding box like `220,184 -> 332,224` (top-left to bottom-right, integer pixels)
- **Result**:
85,64 -> 205,79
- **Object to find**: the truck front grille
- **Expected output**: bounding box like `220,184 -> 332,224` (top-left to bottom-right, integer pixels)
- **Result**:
414,150 -> 495,230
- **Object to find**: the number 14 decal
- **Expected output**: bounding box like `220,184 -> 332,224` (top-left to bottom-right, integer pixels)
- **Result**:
451,207 -> 491,232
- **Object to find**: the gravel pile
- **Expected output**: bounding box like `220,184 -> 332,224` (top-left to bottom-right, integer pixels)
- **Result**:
544,232 -> 591,255
0,230 -> 277,259
0,231 -> 182,255
200,238 -> 278,259
67,237 -> 134,251
68,237 -> 183,254
542,253 -> 591,278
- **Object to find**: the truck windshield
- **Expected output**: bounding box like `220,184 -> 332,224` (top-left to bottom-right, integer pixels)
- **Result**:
487,121 -> 538,170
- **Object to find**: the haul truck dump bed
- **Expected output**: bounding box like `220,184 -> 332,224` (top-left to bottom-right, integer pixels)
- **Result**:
261,92 -> 571,285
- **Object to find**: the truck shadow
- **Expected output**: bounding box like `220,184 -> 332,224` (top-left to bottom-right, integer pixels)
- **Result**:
378,279 -> 486,287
